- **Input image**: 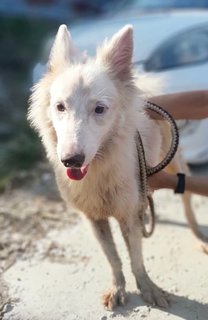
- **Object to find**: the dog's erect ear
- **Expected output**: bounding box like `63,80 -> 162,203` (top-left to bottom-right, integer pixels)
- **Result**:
49,24 -> 74,71
97,25 -> 133,81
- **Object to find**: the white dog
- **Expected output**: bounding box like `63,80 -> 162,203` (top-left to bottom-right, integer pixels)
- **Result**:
28,24 -> 206,310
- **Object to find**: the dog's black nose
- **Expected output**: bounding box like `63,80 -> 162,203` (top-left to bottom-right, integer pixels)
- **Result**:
61,154 -> 85,168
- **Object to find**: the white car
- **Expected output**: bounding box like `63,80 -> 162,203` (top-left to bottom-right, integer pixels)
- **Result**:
33,4 -> 208,164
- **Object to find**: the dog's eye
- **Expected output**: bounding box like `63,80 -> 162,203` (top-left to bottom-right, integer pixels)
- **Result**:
56,103 -> 65,112
95,105 -> 105,114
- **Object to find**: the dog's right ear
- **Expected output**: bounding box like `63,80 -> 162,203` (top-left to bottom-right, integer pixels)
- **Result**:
48,24 -> 73,72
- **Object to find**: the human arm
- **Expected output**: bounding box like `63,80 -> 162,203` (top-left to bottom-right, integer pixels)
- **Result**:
149,171 -> 208,197
149,90 -> 208,120
147,90 -> 208,196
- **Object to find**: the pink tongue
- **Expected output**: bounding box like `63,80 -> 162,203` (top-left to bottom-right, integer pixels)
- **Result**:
66,166 -> 88,180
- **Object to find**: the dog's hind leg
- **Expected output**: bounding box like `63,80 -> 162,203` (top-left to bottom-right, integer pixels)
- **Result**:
160,120 -> 208,253
167,151 -> 208,254
119,215 -> 169,308
90,219 -> 127,310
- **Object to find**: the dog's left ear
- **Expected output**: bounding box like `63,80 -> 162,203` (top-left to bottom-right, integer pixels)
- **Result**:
97,25 -> 133,81
49,24 -> 77,72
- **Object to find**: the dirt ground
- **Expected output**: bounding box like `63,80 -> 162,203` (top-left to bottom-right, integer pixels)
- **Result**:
0,164 -> 208,320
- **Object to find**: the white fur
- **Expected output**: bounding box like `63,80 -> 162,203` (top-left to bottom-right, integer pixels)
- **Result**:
28,24 -> 168,309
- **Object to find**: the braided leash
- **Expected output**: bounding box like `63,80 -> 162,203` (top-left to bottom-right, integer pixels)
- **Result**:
136,101 -> 179,238
146,101 -> 179,177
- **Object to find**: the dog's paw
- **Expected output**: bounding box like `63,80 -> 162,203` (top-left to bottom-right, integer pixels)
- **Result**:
138,277 -> 169,308
102,286 -> 127,310
198,240 -> 208,254
142,288 -> 169,308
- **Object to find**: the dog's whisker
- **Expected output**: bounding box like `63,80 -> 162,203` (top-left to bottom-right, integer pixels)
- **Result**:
95,150 -> 105,161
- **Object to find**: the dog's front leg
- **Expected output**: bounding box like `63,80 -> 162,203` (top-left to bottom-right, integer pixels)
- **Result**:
90,219 -> 126,310
119,214 -> 169,308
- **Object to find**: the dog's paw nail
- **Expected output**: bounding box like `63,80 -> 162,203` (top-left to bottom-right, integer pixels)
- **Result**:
156,296 -> 169,308
199,242 -> 208,254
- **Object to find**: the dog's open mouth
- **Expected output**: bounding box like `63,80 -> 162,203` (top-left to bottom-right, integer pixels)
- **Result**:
66,165 -> 89,181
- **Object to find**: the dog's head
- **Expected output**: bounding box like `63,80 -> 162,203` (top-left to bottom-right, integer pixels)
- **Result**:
29,24 -> 136,180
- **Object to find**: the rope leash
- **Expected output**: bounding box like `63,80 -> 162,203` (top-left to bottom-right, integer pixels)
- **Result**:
146,101 -> 179,177
137,101 -> 179,238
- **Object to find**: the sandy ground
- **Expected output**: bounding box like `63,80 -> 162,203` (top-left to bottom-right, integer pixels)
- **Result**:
0,166 -> 208,320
